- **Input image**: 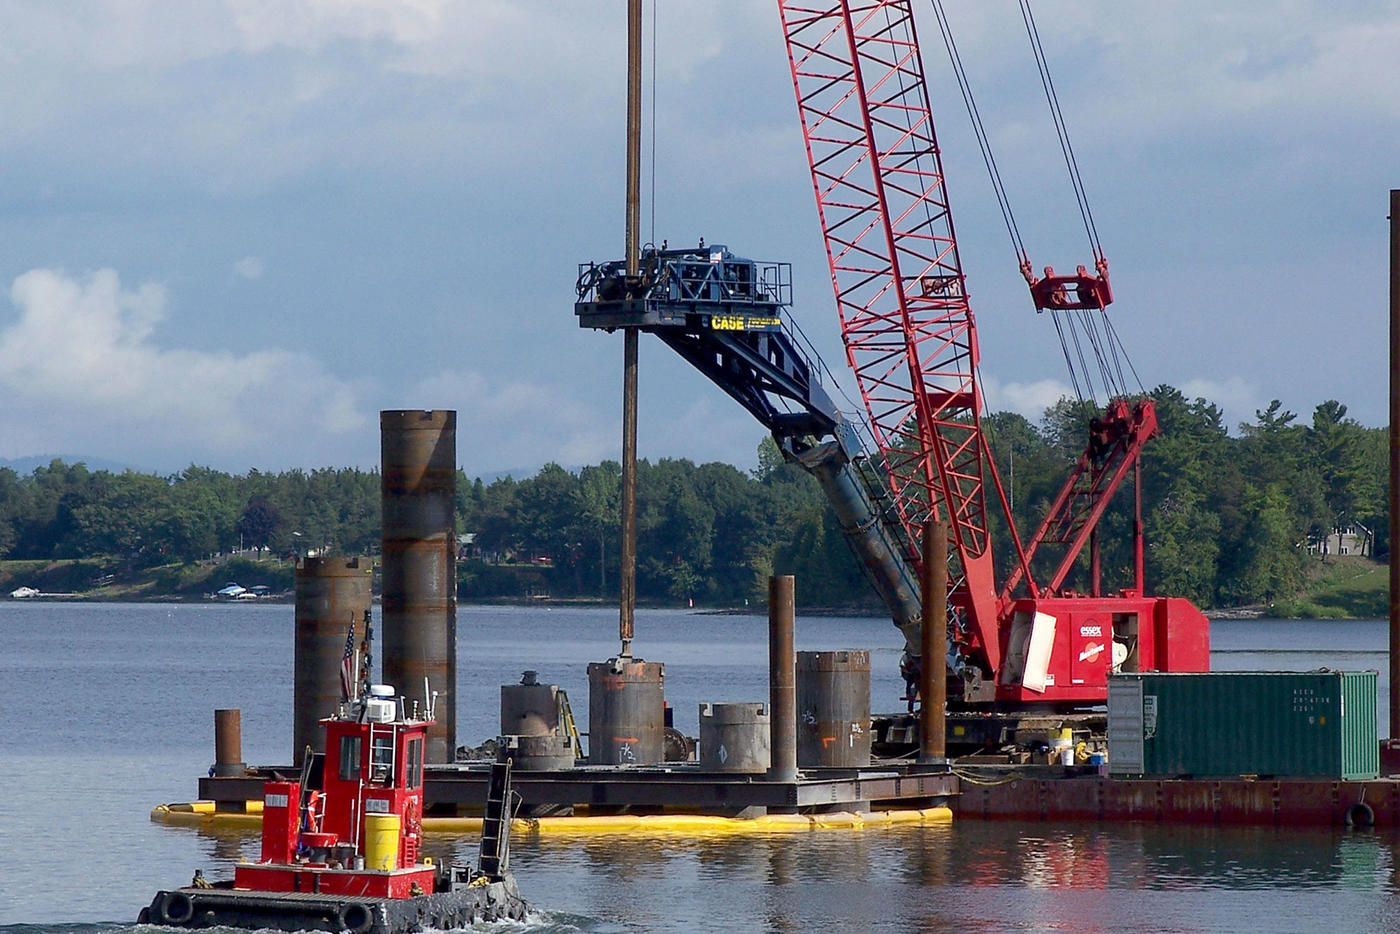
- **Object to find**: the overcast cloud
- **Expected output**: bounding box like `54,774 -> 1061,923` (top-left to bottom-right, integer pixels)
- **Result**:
0,1 -> 1391,475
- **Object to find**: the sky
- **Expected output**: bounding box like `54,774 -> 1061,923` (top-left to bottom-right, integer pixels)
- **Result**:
0,1 -> 1394,478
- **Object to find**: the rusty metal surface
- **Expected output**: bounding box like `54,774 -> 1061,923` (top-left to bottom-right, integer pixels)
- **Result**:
381,409 -> 457,763
768,576 -> 797,782
293,557 -> 372,762
619,331 -> 638,655
213,708 -> 244,777
797,650 -> 871,768
920,519 -> 947,764
587,658 -> 664,765
618,0 -> 642,655
954,772 -> 1400,827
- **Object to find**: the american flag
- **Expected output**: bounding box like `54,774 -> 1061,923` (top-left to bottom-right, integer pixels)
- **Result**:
339,619 -> 357,701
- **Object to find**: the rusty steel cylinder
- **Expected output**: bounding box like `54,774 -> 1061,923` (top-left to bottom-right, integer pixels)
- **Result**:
768,575 -> 798,782
293,556 -> 372,763
796,650 -> 872,768
213,708 -> 245,777
381,409 -> 458,763
587,658 -> 664,765
920,518 -> 948,765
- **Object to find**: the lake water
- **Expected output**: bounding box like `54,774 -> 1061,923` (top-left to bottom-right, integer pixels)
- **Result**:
2,603 -> 1399,933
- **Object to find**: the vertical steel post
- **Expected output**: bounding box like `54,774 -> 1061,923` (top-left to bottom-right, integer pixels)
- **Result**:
1389,189 -> 1399,741
381,410 -> 458,763
768,575 -> 798,782
919,519 -> 947,765
618,0 -> 643,658
213,708 -> 244,777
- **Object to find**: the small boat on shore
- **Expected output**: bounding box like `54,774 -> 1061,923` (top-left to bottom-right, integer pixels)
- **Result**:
139,685 -> 527,932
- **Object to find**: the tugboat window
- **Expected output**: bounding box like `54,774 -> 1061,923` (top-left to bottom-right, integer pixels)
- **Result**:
407,738 -> 423,789
371,733 -> 394,782
338,735 -> 361,781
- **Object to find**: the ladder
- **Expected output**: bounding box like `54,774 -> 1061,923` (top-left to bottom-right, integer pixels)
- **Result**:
477,742 -> 517,879
556,689 -> 584,760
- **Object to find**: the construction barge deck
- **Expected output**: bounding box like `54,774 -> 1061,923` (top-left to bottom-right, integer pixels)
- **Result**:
200,762 -> 959,817
188,761 -> 1400,830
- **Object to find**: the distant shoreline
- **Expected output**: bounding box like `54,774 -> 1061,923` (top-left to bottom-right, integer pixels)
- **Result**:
0,590 -> 1365,621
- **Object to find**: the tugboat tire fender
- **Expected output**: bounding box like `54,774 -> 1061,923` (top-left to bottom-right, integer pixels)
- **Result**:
337,902 -> 374,934
1345,802 -> 1376,828
159,892 -> 195,924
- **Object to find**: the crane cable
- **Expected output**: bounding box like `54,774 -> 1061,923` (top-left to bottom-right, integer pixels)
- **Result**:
928,0 -> 1142,405
1018,0 -> 1144,401
1019,0 -> 1101,261
928,0 -> 1028,268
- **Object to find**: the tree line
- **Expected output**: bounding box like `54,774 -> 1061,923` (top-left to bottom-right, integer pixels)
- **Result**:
0,385 -> 1384,610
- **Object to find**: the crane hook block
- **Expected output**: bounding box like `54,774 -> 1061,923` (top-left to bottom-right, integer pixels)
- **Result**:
1020,258 -> 1113,312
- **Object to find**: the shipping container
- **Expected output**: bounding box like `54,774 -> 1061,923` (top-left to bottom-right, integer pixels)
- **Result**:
1107,671 -> 1378,780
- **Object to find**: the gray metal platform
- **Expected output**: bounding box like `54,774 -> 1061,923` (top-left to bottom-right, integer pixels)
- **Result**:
200,762 -> 957,817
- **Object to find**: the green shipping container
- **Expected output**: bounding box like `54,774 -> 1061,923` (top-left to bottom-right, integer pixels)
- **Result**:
1107,671 -> 1378,780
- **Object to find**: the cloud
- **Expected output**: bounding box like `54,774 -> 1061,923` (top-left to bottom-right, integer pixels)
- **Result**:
1179,376 -> 1263,434
233,256 -> 265,280
980,375 -> 1076,423
0,268 -> 365,466
408,368 -> 618,474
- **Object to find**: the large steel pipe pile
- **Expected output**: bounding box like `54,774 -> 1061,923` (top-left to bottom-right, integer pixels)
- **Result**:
768,575 -> 797,782
796,650 -> 871,768
920,518 -> 948,765
587,658 -> 665,765
213,708 -> 245,777
381,409 -> 458,763
293,556 -> 372,763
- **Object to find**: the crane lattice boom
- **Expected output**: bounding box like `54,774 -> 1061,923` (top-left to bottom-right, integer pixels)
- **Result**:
778,0 -> 1034,672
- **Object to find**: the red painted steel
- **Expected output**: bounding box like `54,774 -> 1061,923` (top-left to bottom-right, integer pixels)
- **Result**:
778,0 -> 1032,673
778,2 -> 1210,702
1000,398 -> 1158,601
235,707 -> 435,896
259,781 -> 300,864
233,864 -> 436,899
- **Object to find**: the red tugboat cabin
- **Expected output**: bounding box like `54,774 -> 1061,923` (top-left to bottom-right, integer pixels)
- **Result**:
234,685 -> 435,899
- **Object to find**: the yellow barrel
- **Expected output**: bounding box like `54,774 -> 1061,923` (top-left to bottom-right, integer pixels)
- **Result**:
364,814 -> 402,870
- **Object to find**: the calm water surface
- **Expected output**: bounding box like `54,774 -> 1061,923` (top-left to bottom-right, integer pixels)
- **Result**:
2,603 -> 1398,933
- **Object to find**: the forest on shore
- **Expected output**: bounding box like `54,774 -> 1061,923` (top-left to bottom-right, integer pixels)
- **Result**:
0,385 -> 1385,614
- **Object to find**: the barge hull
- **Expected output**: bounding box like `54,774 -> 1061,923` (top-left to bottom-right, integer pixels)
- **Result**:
956,774 -> 1394,827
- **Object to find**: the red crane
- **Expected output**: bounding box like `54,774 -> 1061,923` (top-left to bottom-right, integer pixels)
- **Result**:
778,0 -> 1208,705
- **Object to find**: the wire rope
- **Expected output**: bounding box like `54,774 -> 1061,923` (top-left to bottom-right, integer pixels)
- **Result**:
929,0 -> 1027,264
1018,0 -> 1101,257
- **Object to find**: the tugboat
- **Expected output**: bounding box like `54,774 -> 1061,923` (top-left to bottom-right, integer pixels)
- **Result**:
140,685 -> 527,932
